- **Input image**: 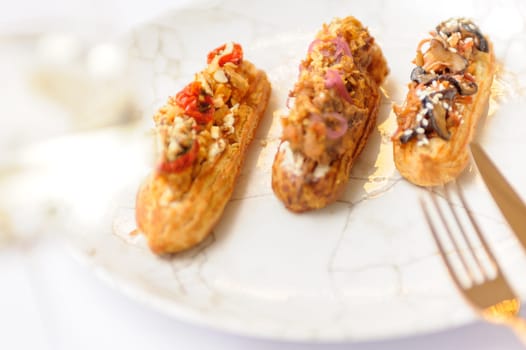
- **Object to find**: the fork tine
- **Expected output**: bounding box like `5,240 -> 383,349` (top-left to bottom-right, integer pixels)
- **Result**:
427,188 -> 478,284
422,184 -> 526,345
420,196 -> 466,290
443,182 -> 493,281
454,181 -> 500,275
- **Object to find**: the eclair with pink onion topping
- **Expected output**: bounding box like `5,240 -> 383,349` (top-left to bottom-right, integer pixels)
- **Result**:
393,18 -> 495,187
271,16 -> 388,212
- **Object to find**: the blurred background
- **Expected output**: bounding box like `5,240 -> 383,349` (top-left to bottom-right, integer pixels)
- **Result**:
0,0 -> 196,155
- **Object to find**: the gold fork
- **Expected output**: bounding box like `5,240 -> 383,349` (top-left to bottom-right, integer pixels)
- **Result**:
420,181 -> 526,344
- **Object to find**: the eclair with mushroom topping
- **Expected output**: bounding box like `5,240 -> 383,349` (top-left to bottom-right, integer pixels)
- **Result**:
136,42 -> 271,254
271,16 -> 388,212
393,18 -> 495,186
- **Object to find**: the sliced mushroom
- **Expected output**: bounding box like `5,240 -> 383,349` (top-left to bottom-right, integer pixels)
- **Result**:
421,116 -> 433,132
413,71 -> 477,97
423,96 -> 450,140
440,87 -> 457,102
423,39 -> 468,74
460,22 -> 489,53
437,18 -> 489,53
438,75 -> 478,96
458,79 -> 478,95
410,66 -> 436,84
438,75 -> 461,92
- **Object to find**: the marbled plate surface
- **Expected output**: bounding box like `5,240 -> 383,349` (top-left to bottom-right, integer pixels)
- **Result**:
7,0 -> 526,343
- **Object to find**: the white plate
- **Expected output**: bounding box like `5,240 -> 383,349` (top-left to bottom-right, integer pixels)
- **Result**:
8,0 -> 526,343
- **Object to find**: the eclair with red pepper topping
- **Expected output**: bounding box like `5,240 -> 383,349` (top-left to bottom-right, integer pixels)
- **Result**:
136,42 -> 271,254
393,18 -> 495,186
271,16 -> 388,212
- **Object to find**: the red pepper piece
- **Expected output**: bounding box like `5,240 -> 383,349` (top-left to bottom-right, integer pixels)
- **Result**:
158,139 -> 200,174
207,43 -> 243,67
175,82 -> 214,124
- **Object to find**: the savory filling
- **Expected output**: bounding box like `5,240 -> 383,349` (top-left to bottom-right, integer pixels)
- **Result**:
152,42 -> 251,175
280,17 -> 387,174
394,18 -> 489,146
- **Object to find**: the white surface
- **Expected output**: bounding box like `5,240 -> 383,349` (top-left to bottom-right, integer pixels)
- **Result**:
2,239 -> 526,350
2,0 -> 526,349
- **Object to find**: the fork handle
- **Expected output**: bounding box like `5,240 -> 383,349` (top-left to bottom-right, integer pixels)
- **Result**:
506,316 -> 526,345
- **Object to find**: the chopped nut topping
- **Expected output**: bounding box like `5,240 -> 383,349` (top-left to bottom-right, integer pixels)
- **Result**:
158,116 -> 197,161
154,42 -> 249,173
223,112 -> 235,134
210,126 -> 220,139
213,69 -> 229,83
208,139 -> 226,159
196,73 -> 212,95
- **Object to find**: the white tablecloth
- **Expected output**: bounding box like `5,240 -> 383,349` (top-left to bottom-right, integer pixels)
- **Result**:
1,1 -> 524,349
